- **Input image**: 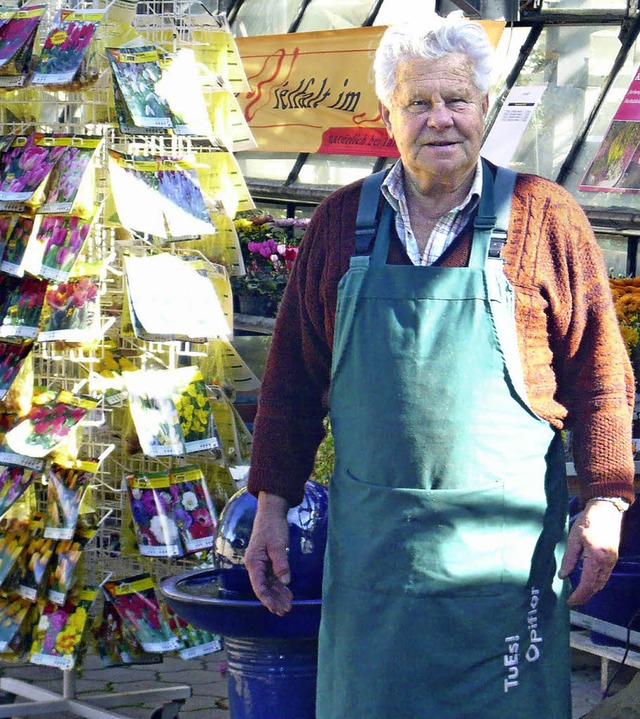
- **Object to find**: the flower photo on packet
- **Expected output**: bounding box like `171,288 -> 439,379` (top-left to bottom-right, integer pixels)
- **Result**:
0,213 -> 20,259
0,214 -> 35,276
47,527 -> 95,605
103,574 -> 181,654
0,273 -> 48,340
0,464 -> 34,518
0,594 -> 32,651
174,366 -> 220,454
169,465 -> 217,553
93,594 -> 162,668
31,9 -> 105,88
43,461 -> 96,540
0,340 -> 33,402
0,134 -> 66,209
164,601 -> 221,659
26,213 -> 94,283
15,533 -> 56,601
0,526 -> 31,591
29,587 -> 97,669
123,370 -> 184,457
126,471 -> 181,557
0,5 -> 46,88
38,275 -> 101,344
5,390 -> 98,459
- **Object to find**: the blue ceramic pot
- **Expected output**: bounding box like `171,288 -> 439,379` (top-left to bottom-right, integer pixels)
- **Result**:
214,480 -> 328,599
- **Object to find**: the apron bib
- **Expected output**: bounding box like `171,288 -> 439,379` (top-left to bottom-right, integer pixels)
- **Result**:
319,163 -> 571,719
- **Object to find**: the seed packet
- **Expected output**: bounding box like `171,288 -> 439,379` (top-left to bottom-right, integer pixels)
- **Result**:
0,134 -> 66,211
0,465 -> 34,519
15,534 -> 56,601
0,213 -> 20,259
107,46 -> 174,133
31,10 -> 105,88
0,340 -> 33,402
169,465 -> 217,553
174,367 -> 219,454
38,275 -> 101,344
39,137 -> 101,216
0,5 -> 46,88
126,471 -> 181,557
25,213 -> 95,283
29,587 -> 97,669
93,594 -> 162,668
123,253 -> 229,341
123,370 -> 184,457
0,274 -> 48,340
47,527 -> 95,606
103,574 -> 182,654
43,461 -> 96,541
163,601 -> 221,659
0,8 -> 16,35
108,151 -> 215,240
0,214 -> 36,276
5,390 -> 99,459
0,594 -> 32,652
0,526 -> 31,590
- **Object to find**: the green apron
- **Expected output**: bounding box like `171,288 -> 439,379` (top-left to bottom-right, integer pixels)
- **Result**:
319,162 -> 571,719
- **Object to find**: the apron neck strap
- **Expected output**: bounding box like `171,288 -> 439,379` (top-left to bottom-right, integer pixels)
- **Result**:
469,159 -> 517,268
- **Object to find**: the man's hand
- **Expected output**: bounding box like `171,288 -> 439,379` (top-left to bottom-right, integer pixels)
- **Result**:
245,492 -> 293,616
558,499 -> 624,607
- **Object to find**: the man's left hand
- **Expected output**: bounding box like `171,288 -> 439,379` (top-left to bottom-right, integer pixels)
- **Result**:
558,499 -> 624,606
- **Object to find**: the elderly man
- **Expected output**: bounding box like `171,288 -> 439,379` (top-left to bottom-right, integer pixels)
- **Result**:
245,12 -> 635,719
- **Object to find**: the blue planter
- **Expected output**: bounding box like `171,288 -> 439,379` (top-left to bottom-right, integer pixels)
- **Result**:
160,480 -> 328,719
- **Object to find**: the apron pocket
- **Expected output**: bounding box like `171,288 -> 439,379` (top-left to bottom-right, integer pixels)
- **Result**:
328,468 -> 508,597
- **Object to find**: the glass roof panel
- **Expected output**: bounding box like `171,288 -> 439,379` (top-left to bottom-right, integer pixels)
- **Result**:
537,0 -> 627,11
232,0 -> 301,36
296,0 -> 372,31
374,0 -> 436,25
235,152 -> 299,182
482,24 -> 621,180
563,32 -> 640,213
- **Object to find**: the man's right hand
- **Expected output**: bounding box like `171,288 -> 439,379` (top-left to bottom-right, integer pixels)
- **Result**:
245,492 -> 293,616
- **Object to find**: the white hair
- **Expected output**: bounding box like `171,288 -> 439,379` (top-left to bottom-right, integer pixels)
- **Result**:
373,11 -> 494,104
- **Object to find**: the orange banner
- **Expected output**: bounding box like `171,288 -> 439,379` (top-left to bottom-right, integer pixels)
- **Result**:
235,22 -> 504,157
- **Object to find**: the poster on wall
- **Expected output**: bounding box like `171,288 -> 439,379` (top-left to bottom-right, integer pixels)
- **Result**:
481,85 -> 545,166
580,66 -> 640,193
235,21 -> 504,157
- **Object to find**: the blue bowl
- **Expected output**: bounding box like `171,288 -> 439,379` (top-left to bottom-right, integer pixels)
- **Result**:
160,567 -> 322,639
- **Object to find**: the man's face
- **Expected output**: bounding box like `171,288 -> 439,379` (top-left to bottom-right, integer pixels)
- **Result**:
380,54 -> 489,195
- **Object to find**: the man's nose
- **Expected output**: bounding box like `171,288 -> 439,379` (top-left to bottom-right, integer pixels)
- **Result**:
426,102 -> 454,128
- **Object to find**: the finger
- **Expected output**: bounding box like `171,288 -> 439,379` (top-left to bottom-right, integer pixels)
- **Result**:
567,556 -> 614,607
558,540 -> 581,580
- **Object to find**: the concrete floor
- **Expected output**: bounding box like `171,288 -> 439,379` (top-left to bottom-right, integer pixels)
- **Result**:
0,644 -> 634,719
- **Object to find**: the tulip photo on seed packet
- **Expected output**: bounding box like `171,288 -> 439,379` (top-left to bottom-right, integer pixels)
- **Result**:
30,213 -> 95,282
15,534 -> 56,601
0,274 -> 48,341
0,5 -> 46,86
0,214 -> 36,276
47,528 -> 95,605
43,461 -> 95,540
0,527 -> 31,589
0,340 -> 33,401
0,595 -> 32,651
5,390 -> 98,459
31,9 -> 105,87
38,275 -> 101,344
93,594 -> 162,668
0,134 -> 65,207
103,574 -> 181,654
0,465 -> 34,518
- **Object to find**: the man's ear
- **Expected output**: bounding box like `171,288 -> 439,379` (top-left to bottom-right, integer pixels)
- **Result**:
379,101 -> 393,138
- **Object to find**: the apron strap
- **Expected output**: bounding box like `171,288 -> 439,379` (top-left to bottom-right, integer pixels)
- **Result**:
470,159 -> 517,268
354,170 -> 388,256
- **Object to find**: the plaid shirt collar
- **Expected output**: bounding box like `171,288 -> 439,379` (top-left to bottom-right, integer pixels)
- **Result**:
381,160 -> 483,266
